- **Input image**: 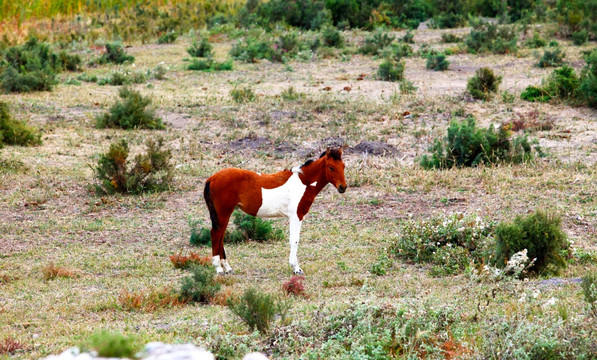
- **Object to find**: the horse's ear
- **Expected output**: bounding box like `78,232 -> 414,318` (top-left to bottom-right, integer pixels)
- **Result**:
325,148 -> 331,157
337,147 -> 343,156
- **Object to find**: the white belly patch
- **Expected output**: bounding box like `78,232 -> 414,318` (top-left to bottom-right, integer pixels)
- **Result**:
256,172 -> 306,218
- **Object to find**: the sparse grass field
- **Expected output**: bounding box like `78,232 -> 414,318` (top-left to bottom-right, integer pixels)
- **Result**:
1,25 -> 596,359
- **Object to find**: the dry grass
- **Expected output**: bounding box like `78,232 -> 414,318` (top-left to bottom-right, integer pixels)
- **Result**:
0,337 -> 26,355
169,251 -> 212,269
0,25 -> 595,359
42,262 -> 79,280
118,287 -> 187,312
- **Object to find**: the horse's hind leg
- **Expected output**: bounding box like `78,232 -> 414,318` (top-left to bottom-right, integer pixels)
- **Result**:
211,211 -> 233,274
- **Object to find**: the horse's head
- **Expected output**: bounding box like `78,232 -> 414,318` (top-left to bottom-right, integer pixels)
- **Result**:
323,148 -> 347,193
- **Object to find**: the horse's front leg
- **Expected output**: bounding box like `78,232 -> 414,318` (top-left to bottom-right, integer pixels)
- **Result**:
288,216 -> 303,275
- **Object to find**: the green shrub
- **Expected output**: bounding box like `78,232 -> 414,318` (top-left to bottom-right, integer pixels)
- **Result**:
93,138 -> 173,195
158,31 -> 178,44
96,87 -> 164,129
537,48 -> 565,68
179,264 -> 221,304
544,65 -> 580,100
377,59 -> 405,81
401,30 -> 414,44
399,79 -> 417,94
98,71 -> 146,86
187,59 -> 233,72
494,210 -> 568,276
230,37 -> 276,63
525,33 -> 546,48
152,65 -> 167,80
358,31 -> 395,56
390,214 -> 493,275
0,102 -> 41,147
571,30 -> 588,45
187,37 -> 213,57
382,43 -> 413,60
419,116 -> 537,169
426,53 -> 450,71
230,87 -> 256,103
86,331 -> 138,358
97,43 -> 134,65
467,67 -> 502,100
520,86 -> 551,102
320,26 -> 344,48
280,86 -> 304,101
580,49 -> 597,108
441,33 -> 461,43
465,21 -> 518,54
189,219 -> 212,246
228,287 -> 289,334
581,271 -> 597,315
77,73 -> 98,83
432,12 -> 466,29
56,50 -> 82,71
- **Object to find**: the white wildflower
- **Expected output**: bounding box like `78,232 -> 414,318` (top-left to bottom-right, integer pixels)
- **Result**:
543,297 -> 557,307
532,289 -> 541,299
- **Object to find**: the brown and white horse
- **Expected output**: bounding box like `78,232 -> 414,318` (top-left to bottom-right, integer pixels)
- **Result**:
204,148 -> 347,275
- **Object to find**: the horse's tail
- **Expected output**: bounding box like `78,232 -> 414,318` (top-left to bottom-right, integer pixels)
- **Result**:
204,180 -> 220,230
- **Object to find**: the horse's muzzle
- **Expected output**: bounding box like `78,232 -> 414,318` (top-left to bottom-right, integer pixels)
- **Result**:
338,185 -> 346,193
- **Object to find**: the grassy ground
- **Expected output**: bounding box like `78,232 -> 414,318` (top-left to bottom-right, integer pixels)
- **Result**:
1,27 -> 596,359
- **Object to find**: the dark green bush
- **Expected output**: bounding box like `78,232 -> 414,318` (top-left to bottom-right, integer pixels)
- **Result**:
537,48 -> 565,68
465,21 -> 517,54
580,49 -> 597,108
320,26 -> 344,48
228,287 -> 289,334
383,43 -> 413,60
230,37 -> 277,63
0,102 -> 41,147
426,53 -> 450,71
96,87 -> 164,129
187,37 -> 213,57
77,73 -> 98,83
441,33 -> 461,43
571,30 -> 588,46
520,86 -> 551,102
401,30 -> 414,44
93,138 -> 173,195
431,12 -> 466,29
544,65 -> 580,100
86,331 -> 138,358
97,43 -> 134,65
0,37 -> 79,93
377,59 -> 404,81
419,116 -> 537,169
157,31 -> 178,44
358,31 -> 395,56
230,87 -> 256,103
179,264 -> 221,304
277,32 -> 300,54
187,59 -> 233,72
494,210 -> 568,276
467,67 -> 502,100
525,33 -> 546,48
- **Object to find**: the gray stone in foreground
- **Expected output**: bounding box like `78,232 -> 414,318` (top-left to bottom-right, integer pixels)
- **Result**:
40,343 -> 268,360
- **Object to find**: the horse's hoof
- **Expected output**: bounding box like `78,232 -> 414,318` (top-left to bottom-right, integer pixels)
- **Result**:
293,269 -> 304,275
225,269 -> 234,275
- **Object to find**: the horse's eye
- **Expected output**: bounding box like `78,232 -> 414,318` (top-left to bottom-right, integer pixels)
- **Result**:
329,167 -> 334,171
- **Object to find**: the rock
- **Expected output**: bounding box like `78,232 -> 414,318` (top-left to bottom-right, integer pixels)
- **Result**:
350,141 -> 399,156
142,342 -> 214,360
242,353 -> 269,360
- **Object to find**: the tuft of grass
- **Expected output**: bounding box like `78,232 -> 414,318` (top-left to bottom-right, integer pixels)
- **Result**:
228,287 -> 290,334
0,102 -> 41,147
93,137 -> 173,195
494,210 -> 568,276
178,264 -> 221,304
96,87 -> 164,129
230,87 -> 256,103
170,251 -> 211,269
86,331 -> 138,358
280,86 -> 304,101
282,276 -> 307,297
581,271 -> 597,316
187,37 -> 213,58
42,262 -> 78,280
467,67 -> 502,100
187,59 -> 233,72
0,337 -> 25,355
118,287 -> 186,312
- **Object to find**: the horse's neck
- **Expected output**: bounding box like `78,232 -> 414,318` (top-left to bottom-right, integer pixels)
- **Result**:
298,158 -> 327,191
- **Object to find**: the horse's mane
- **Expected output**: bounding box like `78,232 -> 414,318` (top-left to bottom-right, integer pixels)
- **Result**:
300,148 -> 342,168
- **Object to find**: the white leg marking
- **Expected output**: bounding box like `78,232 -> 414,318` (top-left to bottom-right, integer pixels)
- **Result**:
310,181 -> 317,187
212,255 -> 224,274
221,259 -> 233,274
288,216 -> 303,274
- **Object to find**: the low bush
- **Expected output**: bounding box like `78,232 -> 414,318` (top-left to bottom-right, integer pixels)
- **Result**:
157,31 -> 178,44
358,31 -> 395,56
419,116 -> 537,169
170,251 -> 211,269
426,53 -> 450,71
382,43 -> 413,61
467,67 -> 502,100
494,210 -> 568,276
465,21 -> 517,54
399,79 -> 417,94
525,33 -> 546,48
571,30 -> 588,46
441,33 -> 461,43
228,287 -> 290,334
537,48 -> 565,68
581,271 -> 597,315
96,43 -> 134,65
520,85 -> 551,103
152,65 -> 167,80
230,87 -> 256,103
98,71 -> 148,86
96,87 -> 164,129
282,276 -> 307,297
580,49 -> 597,108
187,37 -> 213,58
119,287 -> 186,312
401,30 -> 414,44
86,331 -> 138,358
179,264 -> 221,304
390,214 -> 493,276
320,26 -> 343,48
0,102 -> 41,147
544,65 -> 580,100
230,37 -> 276,63
377,59 -> 405,81
77,73 -> 98,83
187,59 -> 233,72
93,138 -> 173,195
